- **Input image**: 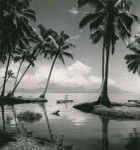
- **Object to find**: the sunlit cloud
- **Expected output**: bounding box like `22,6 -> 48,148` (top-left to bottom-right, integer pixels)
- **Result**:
68,7 -> 79,15
0,60 -> 116,91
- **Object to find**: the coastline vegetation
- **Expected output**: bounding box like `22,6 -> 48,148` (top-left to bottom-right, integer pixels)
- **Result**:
0,0 -> 140,149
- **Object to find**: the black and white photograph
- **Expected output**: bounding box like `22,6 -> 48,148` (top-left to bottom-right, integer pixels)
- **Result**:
0,0 -> 140,149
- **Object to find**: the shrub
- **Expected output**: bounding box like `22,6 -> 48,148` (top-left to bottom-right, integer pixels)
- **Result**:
17,111 -> 42,122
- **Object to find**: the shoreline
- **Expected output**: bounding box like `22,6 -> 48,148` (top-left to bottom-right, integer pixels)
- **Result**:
73,102 -> 140,120
0,96 -> 47,105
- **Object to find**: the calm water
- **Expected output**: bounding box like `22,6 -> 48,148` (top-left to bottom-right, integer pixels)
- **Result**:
0,92 -> 140,150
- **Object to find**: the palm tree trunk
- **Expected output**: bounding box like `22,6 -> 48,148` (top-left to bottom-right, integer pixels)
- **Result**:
97,42 -> 111,106
40,54 -> 57,99
11,49 -> 41,95
1,53 -> 11,96
0,76 -> 10,90
102,40 -> 105,83
11,60 -> 24,96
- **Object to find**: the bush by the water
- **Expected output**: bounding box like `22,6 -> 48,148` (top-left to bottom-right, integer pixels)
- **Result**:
17,111 -> 42,122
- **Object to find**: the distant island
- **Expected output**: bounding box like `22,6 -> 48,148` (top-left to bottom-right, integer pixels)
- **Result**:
17,85 -> 131,94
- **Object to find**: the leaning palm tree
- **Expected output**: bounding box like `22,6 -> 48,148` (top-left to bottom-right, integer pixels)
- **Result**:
10,25 -> 57,96
77,0 -> 139,106
11,48 -> 35,95
125,36 -> 140,76
39,31 -> 75,99
0,0 -> 37,96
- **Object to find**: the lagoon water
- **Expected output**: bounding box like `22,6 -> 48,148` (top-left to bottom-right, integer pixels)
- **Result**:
0,92 -> 140,150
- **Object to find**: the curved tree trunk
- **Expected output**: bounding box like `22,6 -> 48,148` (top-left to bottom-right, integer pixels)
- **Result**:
11,60 -> 24,96
40,54 -> 57,99
10,48 -> 41,95
11,62 -> 32,95
1,53 -> 11,96
97,42 -> 111,106
0,76 -> 10,90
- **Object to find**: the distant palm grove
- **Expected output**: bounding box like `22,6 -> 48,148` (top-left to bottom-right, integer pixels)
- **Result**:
0,0 -> 140,107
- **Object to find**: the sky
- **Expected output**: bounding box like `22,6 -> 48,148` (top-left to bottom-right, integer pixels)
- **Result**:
1,0 -> 140,93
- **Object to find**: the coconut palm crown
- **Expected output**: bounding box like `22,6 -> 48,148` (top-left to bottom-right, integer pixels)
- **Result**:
125,36 -> 140,76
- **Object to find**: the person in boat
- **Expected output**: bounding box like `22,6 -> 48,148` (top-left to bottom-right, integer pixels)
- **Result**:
64,94 -> 68,100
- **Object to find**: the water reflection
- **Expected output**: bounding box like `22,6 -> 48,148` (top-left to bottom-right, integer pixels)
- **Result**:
1,102 -> 140,150
101,117 -> 109,150
39,103 -> 55,144
11,105 -> 20,133
1,105 -> 6,131
125,128 -> 140,150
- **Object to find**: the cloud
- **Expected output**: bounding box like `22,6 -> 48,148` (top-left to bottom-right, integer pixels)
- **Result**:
0,60 -> 116,91
68,7 -> 79,15
70,35 -> 80,40
13,60 -> 115,89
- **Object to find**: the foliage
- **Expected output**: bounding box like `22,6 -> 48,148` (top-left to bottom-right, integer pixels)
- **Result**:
125,35 -> 140,76
17,111 -> 42,122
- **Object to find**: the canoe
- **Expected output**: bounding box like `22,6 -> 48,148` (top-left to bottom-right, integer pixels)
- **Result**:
57,100 -> 74,104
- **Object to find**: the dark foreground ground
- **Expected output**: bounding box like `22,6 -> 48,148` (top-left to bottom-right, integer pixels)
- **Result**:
0,130 -> 66,150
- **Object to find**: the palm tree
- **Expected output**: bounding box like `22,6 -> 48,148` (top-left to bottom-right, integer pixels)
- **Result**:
125,36 -> 140,76
0,0 -> 37,96
10,25 -> 57,95
39,30 -> 75,99
77,0 -> 139,106
0,70 -> 15,90
11,48 -> 35,95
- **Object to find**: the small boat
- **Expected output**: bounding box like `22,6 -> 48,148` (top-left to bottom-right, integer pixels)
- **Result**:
57,95 -> 74,104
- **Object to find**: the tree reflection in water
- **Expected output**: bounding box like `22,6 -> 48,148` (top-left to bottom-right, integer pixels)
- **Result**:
125,128 -> 140,150
101,117 -> 109,150
39,103 -> 55,144
11,105 -> 20,133
1,105 -> 6,131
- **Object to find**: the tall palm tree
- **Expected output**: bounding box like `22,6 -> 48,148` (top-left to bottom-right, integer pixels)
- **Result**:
125,36 -> 140,76
39,30 -> 75,99
0,0 -> 37,96
10,25 -> 57,95
77,0 -> 138,106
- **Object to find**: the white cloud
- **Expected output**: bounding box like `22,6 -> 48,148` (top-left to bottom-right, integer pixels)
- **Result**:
16,60 -> 115,89
0,60 -> 116,90
68,7 -> 79,15
70,35 -> 80,40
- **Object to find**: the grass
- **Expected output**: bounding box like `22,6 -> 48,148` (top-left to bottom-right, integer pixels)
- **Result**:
17,111 -> 42,122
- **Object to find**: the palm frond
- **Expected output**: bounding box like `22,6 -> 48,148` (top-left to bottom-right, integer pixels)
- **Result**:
79,11 -> 104,29
63,52 -> 74,60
